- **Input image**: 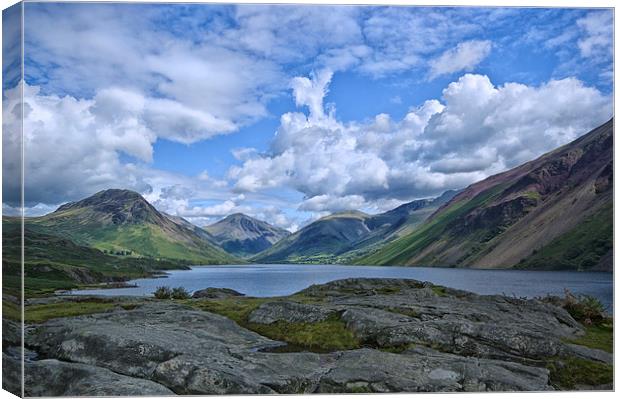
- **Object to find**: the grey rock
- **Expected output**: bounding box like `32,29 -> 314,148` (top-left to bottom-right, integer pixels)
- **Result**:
22,278 -> 607,394
192,287 -> 245,299
319,279 -> 585,363
2,319 -> 22,348
3,354 -> 173,396
318,348 -> 552,393
563,343 -> 613,365
248,301 -> 336,324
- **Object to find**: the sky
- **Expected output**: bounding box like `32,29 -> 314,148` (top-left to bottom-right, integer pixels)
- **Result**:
1,2 -> 614,231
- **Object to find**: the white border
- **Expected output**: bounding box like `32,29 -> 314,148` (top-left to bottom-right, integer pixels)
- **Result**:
0,2 -> 617,399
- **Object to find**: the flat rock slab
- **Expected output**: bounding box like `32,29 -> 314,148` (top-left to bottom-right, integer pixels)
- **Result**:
248,301 -> 337,324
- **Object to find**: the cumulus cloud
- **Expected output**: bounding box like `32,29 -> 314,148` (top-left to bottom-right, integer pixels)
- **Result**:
290,70 -> 333,120
1,81 -> 242,207
229,71 -> 612,213
2,82 -> 152,207
298,194 -> 367,213
429,40 -> 492,79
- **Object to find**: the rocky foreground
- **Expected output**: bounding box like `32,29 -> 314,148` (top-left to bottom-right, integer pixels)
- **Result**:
3,278 -> 613,395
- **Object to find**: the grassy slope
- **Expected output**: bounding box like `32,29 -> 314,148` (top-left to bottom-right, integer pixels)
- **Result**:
515,203 -> 612,270
2,222 -> 190,296
252,216 -> 372,263
253,206 -> 441,265
357,185 -> 505,266
24,214 -> 235,265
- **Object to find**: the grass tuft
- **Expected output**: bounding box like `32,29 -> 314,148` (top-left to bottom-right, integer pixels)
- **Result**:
567,321 -> 613,353
186,297 -> 360,352
248,314 -> 360,352
547,357 -> 613,390
24,301 -> 117,323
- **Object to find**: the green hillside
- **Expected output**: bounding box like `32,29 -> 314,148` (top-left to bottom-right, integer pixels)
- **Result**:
2,223 -> 189,297
21,189 -> 237,265
252,193 -> 457,264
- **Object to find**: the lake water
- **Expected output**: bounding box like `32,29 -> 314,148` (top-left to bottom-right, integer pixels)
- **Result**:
69,264 -> 614,311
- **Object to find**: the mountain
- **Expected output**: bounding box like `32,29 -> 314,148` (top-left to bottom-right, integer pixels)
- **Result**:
20,189 -> 237,265
163,212 -> 218,244
358,119 -> 613,271
204,213 -> 291,258
252,192 -> 458,264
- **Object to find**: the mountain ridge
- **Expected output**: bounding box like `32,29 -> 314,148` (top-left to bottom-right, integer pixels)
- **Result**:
21,188 -> 237,265
252,190 -> 458,264
204,213 -> 291,258
358,118 -> 613,271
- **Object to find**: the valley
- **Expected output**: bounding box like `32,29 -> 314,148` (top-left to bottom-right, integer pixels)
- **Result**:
1,120 -> 613,298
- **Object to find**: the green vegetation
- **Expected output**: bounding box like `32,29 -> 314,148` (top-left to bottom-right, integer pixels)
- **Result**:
358,184 -> 507,266
385,306 -> 418,318
24,300 -> 117,323
186,297 -> 270,324
2,221 -> 191,297
564,295 -> 607,325
171,287 -> 191,299
2,297 -> 144,324
2,300 -> 21,321
154,286 -> 173,299
547,356 -> 613,390
3,189 -> 238,281
186,296 -> 360,352
567,322 -> 613,353
28,220 -> 233,265
430,286 -> 448,296
517,203 -> 612,271
248,314 -> 360,352
542,291 -> 613,353
154,286 -> 190,300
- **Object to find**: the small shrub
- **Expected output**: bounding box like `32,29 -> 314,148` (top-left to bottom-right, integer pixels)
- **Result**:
543,289 -> 607,325
565,294 -> 606,325
153,286 -> 172,299
171,287 -> 190,300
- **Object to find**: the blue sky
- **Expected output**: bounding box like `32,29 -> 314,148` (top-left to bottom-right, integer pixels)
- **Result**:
2,2 -> 614,230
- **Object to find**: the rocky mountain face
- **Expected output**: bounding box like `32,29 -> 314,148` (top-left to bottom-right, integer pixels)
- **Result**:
204,213 -> 291,258
22,189 -> 236,265
253,192 -> 458,264
359,119 -> 613,271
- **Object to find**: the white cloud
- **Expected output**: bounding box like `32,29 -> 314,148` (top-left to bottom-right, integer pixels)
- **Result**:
24,4 -> 284,136
149,185 -> 299,231
229,71 -> 612,213
576,11 -> 613,59
298,194 -> 367,213
290,69 -> 333,120
423,74 -> 612,167
2,81 -> 242,207
429,40 -> 492,79
2,82 -> 153,207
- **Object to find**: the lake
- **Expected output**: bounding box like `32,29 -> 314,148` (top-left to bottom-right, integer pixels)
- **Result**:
69,264 -> 614,311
